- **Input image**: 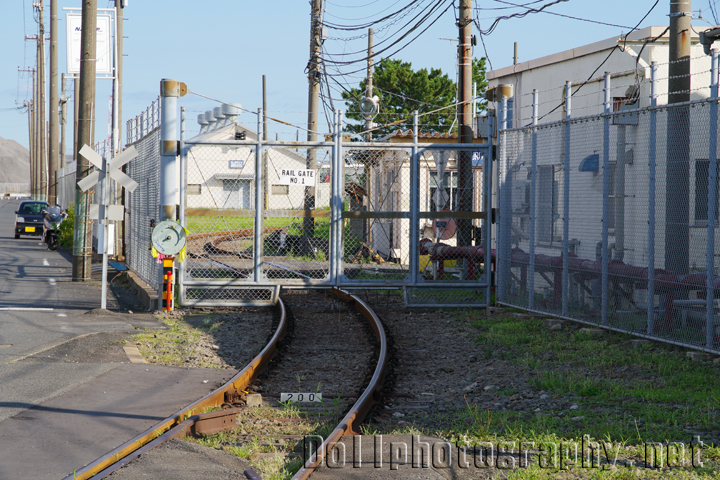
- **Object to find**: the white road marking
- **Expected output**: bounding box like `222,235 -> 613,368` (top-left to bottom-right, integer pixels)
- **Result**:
0,307 -> 54,311
57,313 -> 67,317
42,259 -> 49,266
48,278 -> 56,286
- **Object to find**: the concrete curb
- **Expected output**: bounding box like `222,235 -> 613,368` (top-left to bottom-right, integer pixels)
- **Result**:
126,270 -> 158,312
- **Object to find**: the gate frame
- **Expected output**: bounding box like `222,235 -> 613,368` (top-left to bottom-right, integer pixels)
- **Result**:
176,108 -> 494,307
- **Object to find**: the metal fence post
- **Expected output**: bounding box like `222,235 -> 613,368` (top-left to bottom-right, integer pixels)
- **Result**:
254,108 -> 264,283
410,110 -> 420,286
485,111 -> 494,304
498,95 -> 510,302
707,49 -> 719,349
648,62 -> 658,335
602,72 -> 611,326
159,79 -> 180,305
179,106 -> 187,302
563,81 -> 572,316
529,90 -> 538,309
331,109 -> 341,284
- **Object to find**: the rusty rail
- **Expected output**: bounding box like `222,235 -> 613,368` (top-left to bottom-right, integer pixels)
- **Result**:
290,288 -> 388,480
65,288 -> 387,480
62,299 -> 287,480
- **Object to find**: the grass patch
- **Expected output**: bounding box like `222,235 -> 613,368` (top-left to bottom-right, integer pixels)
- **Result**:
189,399 -> 347,480
131,314 -> 226,368
379,309 -> 720,478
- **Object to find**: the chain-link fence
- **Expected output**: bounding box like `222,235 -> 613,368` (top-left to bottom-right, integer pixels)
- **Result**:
126,128 -> 161,290
498,81 -> 720,353
124,97 -> 492,307
177,118 -> 492,306
57,163 -> 76,209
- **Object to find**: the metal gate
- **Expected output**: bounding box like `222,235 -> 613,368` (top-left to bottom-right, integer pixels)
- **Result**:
176,112 -> 493,307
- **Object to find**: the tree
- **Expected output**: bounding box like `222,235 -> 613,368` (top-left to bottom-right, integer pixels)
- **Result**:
341,57 -> 488,138
473,57 -> 489,116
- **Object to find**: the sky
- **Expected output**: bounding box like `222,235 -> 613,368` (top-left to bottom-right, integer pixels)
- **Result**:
0,0 -> 709,152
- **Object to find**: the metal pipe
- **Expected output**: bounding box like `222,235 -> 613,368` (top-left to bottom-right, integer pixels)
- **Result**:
158,79 -> 180,304
254,108 -> 264,283
498,95 -> 510,301
336,110 -> 345,282
615,123 -> 626,262
563,81 -> 571,316
602,72 -> 611,326
179,107 -> 187,305
410,111 -> 420,285
707,49 -> 719,348
332,110 -> 339,282
648,61 -> 658,335
529,89 -> 538,309
485,110 -> 494,303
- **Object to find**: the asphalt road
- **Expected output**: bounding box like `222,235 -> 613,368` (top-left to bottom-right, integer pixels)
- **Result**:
0,199 -> 240,479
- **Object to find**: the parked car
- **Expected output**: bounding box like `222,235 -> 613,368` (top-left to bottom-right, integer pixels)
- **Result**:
14,200 -> 48,238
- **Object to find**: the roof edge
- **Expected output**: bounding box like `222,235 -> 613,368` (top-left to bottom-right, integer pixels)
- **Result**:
487,26 -> 683,81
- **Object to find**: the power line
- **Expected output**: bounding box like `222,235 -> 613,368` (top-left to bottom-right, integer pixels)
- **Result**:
324,0 -> 452,66
475,0 -> 569,36
490,0 -> 634,29
532,0 -> 660,124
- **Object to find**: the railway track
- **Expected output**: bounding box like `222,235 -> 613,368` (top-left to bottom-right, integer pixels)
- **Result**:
62,288 -> 387,480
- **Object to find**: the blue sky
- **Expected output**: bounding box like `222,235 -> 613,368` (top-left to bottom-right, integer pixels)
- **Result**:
0,0 -> 704,151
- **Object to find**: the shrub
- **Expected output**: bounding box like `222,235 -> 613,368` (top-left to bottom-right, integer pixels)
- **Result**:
59,203 -> 74,248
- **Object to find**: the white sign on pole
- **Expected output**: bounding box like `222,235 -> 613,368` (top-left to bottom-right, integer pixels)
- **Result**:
277,169 -> 316,186
66,14 -> 112,75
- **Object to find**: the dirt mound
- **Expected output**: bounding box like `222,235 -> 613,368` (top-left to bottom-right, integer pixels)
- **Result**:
0,135 -> 30,184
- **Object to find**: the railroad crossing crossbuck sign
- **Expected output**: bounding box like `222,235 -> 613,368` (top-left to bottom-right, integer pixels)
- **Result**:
77,144 -> 139,220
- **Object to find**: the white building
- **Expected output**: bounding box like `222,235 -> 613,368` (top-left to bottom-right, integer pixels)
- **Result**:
487,26 -> 720,305
185,109 -> 330,214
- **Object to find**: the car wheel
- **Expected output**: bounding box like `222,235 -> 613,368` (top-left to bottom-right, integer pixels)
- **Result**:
14,234 -> 19,239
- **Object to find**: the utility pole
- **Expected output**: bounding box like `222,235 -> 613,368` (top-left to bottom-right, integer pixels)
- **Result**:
60,74 -> 67,169
20,67 -> 36,196
665,0 -> 691,277
49,0 -> 59,205
304,0 -> 323,249
116,0 -> 125,259
72,0 -> 98,282
25,96 -> 35,196
116,0 -> 123,150
365,27 -> 374,246
35,43 -> 42,200
365,28 -> 374,142
37,1 -> 47,201
457,0 -> 474,253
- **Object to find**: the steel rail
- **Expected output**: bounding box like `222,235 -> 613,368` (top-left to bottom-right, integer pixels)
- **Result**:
289,287 -> 388,480
91,288 -> 387,480
62,298 -> 288,480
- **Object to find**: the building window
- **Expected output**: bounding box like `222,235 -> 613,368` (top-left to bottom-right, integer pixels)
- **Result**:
187,184 -> 201,195
537,165 -> 561,243
429,171 -> 457,212
271,184 -> 289,195
695,159 -> 719,223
